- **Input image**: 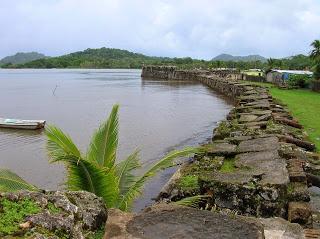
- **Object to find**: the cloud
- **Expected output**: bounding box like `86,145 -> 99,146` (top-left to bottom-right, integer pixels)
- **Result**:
0,0 -> 320,59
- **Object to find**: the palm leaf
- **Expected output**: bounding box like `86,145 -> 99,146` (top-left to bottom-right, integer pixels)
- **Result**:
0,169 -> 37,192
46,125 -> 81,161
117,147 -> 198,211
172,195 -> 210,208
116,150 -> 141,196
58,155 -> 119,208
87,104 -> 119,168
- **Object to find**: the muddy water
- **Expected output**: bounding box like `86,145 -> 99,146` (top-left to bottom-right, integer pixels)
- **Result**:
0,69 -> 232,211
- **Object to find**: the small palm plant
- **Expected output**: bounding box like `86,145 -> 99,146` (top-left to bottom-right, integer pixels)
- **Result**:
310,40 -> 320,80
45,104 -> 198,211
0,169 -> 38,192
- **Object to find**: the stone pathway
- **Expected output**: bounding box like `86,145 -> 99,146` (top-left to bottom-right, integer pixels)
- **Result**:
158,72 -> 318,229
142,66 -> 320,237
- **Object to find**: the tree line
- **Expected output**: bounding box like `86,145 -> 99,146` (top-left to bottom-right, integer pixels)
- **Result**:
0,47 -> 314,71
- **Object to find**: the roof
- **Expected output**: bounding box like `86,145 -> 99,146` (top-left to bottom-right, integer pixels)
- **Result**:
270,69 -> 313,75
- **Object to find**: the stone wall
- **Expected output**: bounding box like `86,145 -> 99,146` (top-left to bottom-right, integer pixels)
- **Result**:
142,66 -> 243,98
142,66 -> 317,227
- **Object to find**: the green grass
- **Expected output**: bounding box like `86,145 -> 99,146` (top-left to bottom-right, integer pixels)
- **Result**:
47,202 -> 61,214
219,158 -> 236,173
0,198 -> 41,236
177,175 -> 199,191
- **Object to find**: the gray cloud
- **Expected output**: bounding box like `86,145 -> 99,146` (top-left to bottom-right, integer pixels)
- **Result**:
1,0 -> 320,59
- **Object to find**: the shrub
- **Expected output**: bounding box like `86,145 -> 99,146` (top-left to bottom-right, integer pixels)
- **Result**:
287,74 -> 312,88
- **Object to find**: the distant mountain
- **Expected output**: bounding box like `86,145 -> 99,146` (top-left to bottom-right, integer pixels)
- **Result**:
213,54 -> 267,62
0,52 -> 47,65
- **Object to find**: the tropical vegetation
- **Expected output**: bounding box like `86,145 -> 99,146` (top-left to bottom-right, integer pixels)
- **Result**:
310,39 -> 320,80
0,47 -> 314,71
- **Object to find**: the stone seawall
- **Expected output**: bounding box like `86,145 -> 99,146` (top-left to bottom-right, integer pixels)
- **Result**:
142,66 -> 243,97
142,66 -> 319,230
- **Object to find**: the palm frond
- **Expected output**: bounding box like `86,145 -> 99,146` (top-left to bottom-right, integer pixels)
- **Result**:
172,195 -> 210,208
87,104 -> 119,168
46,125 -> 81,162
116,150 -> 141,196
59,155 -> 119,208
117,147 -> 199,211
0,169 -> 38,192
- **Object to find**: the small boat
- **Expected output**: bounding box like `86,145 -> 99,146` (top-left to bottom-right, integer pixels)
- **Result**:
0,118 -> 46,130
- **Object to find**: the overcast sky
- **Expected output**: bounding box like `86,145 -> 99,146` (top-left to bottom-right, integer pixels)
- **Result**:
1,0 -> 320,59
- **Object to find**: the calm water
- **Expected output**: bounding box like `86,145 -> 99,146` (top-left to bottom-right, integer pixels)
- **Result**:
0,69 -> 232,211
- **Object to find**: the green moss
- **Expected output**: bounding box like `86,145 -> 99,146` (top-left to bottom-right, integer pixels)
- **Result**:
0,198 -> 41,236
87,226 -> 105,239
215,121 -> 239,139
219,158 -> 236,173
177,175 -> 199,191
246,181 -> 256,189
32,227 -> 69,239
287,183 -> 295,194
47,202 -> 61,214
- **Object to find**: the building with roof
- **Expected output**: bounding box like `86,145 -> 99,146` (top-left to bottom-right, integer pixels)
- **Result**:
266,69 -> 313,85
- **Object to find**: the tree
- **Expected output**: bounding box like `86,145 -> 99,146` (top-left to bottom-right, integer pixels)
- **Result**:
45,104 -> 198,211
267,58 -> 276,70
310,40 -> 320,80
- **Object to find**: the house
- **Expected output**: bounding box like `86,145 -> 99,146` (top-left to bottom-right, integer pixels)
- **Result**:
266,69 -> 313,85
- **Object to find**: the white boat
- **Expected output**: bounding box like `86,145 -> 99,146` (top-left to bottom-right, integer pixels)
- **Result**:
0,118 -> 46,130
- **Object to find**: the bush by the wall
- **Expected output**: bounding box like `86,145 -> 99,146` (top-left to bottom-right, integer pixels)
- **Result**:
287,74 -> 312,88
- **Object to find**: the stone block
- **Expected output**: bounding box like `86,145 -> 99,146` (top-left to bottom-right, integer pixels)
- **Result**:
288,202 -> 312,225
238,136 -> 279,153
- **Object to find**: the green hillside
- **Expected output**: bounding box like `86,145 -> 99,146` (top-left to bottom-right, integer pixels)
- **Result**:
0,52 -> 47,65
213,54 -> 267,62
14,48 -> 170,69
0,47 -> 313,70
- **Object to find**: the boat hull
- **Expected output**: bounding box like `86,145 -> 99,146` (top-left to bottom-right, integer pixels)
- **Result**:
0,119 -> 46,130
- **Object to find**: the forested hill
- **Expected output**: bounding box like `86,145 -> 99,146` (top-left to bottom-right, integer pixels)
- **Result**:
213,54 -> 267,62
0,52 -> 47,65
11,48 -> 172,69
0,47 -> 312,70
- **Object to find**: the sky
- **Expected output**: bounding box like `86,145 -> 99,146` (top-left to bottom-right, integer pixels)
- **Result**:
1,0 -> 320,59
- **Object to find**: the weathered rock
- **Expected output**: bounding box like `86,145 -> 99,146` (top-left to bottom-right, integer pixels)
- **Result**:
105,204 -> 265,239
238,136 -> 279,153
205,142 -> 237,156
287,182 -> 310,202
235,150 -> 289,186
304,229 -> 320,239
239,114 -> 258,122
104,208 -> 135,239
279,135 -> 316,151
259,217 -> 305,239
287,159 -> 307,183
288,202 -> 312,225
0,191 -> 107,238
226,135 -> 253,144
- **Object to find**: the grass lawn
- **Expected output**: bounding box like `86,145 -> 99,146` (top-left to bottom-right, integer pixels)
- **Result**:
241,70 -> 264,76
244,81 -> 320,151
